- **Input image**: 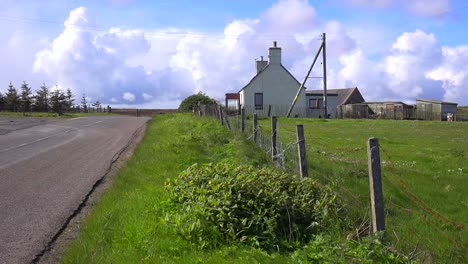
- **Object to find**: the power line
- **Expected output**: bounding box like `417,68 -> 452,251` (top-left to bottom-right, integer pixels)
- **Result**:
0,14 -> 323,41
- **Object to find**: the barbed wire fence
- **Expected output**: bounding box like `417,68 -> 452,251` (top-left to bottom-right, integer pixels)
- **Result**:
194,103 -> 467,263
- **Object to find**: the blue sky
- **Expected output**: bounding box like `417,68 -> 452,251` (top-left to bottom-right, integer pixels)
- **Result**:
1,0 -> 467,107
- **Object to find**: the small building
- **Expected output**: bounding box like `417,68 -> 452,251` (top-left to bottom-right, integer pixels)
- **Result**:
235,41 -> 305,117
363,101 -> 414,119
416,99 -> 458,121
306,87 -> 365,118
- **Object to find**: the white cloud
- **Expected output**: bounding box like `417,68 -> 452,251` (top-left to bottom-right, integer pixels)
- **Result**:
142,93 -> 153,101
122,92 -> 136,102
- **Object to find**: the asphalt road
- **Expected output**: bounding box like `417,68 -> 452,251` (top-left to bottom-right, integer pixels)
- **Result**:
0,115 -> 150,264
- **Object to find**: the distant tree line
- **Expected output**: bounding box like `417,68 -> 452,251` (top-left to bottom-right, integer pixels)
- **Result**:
0,82 -> 107,115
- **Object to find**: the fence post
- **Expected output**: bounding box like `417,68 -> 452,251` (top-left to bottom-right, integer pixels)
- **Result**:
241,108 -> 245,133
253,113 -> 258,143
296,124 -> 308,177
367,137 -> 385,233
267,105 -> 272,117
219,105 -> 224,126
197,102 -> 201,117
271,116 -> 277,162
224,108 -> 232,130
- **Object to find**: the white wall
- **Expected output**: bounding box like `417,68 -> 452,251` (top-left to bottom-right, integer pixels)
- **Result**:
241,64 -> 304,116
304,94 -> 338,118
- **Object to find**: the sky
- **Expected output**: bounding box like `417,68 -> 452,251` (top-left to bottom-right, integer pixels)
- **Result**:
1,0 -> 467,108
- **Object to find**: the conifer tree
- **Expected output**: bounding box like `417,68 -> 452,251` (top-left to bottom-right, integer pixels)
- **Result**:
5,82 -> 19,112
81,94 -> 88,113
20,81 -> 33,115
0,92 -> 5,111
65,88 -> 74,112
50,87 -> 66,115
34,83 -> 49,112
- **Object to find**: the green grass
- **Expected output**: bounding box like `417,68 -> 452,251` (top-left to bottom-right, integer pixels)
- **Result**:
258,118 -> 467,263
0,111 -> 112,118
458,106 -> 468,115
61,114 -> 292,263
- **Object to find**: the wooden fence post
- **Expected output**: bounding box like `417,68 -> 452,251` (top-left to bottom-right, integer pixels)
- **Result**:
271,116 -> 277,162
224,108 -> 232,130
219,105 -> 224,126
197,102 -> 201,117
241,108 -> 245,133
367,137 -> 386,233
296,124 -> 308,177
267,105 -> 272,117
253,113 -> 258,143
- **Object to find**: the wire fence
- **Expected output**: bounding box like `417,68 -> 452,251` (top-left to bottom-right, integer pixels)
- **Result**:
196,103 -> 467,263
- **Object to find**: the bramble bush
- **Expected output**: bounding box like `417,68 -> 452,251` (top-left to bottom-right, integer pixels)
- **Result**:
165,163 -> 342,251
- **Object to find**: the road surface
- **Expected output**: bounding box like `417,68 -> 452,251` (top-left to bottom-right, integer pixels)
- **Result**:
0,115 -> 150,264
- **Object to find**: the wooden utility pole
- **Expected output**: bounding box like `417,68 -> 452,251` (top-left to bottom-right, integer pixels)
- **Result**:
287,36 -> 325,118
367,137 -> 385,233
322,33 -> 328,118
296,124 -> 308,177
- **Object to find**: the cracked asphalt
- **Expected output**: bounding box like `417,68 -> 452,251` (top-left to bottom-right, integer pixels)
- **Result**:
0,115 -> 150,264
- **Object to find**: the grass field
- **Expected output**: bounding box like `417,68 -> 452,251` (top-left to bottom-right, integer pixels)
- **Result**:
0,111 -> 112,118
257,118 -> 467,262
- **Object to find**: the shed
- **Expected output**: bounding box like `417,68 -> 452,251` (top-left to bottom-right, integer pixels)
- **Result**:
305,87 -> 365,118
416,99 -> 458,121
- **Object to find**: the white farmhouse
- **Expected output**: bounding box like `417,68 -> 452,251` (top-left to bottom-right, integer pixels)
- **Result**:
237,41 -> 305,116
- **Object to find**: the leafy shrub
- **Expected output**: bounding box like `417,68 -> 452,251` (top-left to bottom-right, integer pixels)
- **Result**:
165,163 -> 342,251
178,92 -> 217,112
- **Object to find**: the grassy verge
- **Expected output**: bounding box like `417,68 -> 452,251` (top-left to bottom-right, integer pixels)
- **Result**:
0,111 -> 112,118
61,113 -> 292,263
258,118 -> 467,262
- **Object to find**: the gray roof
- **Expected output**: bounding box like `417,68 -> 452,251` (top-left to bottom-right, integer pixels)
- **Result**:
305,87 -> 365,105
416,99 -> 457,105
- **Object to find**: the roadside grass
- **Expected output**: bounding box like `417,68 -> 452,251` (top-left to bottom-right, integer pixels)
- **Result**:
0,111 -> 112,118
258,118 -> 467,262
61,113 -> 292,263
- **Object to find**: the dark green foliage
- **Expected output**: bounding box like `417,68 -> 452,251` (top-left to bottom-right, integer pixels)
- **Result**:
178,92 -> 217,112
65,88 -> 74,111
0,92 -> 5,111
292,234 -> 408,263
5,82 -> 19,111
50,88 -> 66,115
20,81 -> 33,114
81,93 -> 88,113
165,163 -> 342,251
34,83 -> 49,112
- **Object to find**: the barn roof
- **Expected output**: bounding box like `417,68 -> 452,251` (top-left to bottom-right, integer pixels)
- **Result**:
305,87 -> 365,105
416,99 -> 458,105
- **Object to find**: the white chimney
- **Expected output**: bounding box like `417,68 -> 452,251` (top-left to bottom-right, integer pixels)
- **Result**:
256,56 -> 268,73
268,41 -> 281,65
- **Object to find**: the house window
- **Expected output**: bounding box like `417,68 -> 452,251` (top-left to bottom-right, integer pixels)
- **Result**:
255,93 -> 263,110
309,99 -> 323,109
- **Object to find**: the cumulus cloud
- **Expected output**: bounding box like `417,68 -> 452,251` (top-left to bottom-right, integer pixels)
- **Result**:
332,30 -> 467,103
123,92 -> 136,102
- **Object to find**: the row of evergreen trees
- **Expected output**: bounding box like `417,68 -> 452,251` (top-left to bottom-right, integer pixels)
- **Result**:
0,82 -> 102,114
